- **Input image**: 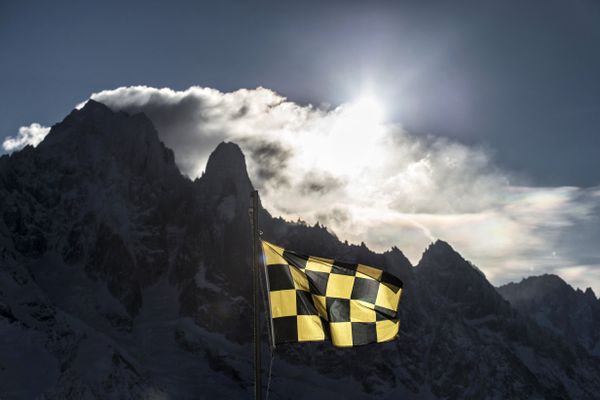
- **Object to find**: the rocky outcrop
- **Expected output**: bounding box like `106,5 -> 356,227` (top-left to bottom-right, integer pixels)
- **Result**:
499,274 -> 600,356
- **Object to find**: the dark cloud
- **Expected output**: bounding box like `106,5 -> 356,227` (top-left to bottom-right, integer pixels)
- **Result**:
240,138 -> 292,187
316,207 -> 351,226
87,86 -> 299,179
232,105 -> 249,119
299,172 -> 345,195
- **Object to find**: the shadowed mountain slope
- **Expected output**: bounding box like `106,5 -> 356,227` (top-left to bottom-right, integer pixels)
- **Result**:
1,101 -> 599,399
498,274 -> 600,357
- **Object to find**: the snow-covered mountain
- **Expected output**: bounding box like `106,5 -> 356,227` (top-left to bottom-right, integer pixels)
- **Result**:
1,100 -> 599,399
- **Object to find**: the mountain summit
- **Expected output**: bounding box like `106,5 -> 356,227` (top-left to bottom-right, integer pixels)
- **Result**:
1,102 -> 600,399
198,141 -> 253,208
499,274 -> 600,356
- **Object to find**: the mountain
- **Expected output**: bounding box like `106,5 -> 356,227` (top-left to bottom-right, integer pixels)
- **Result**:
498,274 -> 600,356
1,100 -> 600,399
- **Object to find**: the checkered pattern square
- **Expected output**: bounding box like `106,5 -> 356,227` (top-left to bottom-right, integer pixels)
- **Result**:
261,240 -> 403,347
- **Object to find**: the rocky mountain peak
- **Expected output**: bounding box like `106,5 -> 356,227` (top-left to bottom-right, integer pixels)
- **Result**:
418,240 -> 481,274
48,99 -> 124,137
416,239 -> 509,318
422,239 -> 454,257
204,142 -> 249,180
197,141 -> 253,203
584,287 -> 597,301
36,100 -> 180,182
498,274 -> 571,303
498,274 -> 600,355
71,98 -> 114,118
531,273 -> 568,287
80,98 -> 113,113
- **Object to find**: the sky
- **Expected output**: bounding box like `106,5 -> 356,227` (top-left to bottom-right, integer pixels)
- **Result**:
1,0 -> 599,292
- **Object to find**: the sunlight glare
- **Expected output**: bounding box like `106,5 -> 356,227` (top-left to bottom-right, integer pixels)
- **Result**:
286,93 -> 391,199
322,95 -> 387,173
345,95 -> 385,128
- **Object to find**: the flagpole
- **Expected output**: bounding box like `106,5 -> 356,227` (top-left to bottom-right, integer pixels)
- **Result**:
250,190 -> 261,400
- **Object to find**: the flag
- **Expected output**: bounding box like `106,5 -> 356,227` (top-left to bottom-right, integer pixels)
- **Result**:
261,240 -> 403,347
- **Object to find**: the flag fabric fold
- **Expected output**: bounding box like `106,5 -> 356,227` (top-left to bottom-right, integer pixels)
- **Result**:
261,240 -> 403,347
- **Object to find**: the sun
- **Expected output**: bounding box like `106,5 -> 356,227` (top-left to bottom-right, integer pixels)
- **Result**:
307,94 -> 387,174
293,93 -> 389,176
338,94 -> 386,144
347,95 -> 385,127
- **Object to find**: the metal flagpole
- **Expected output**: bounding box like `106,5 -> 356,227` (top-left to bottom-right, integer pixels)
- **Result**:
261,244 -> 276,350
250,190 -> 261,400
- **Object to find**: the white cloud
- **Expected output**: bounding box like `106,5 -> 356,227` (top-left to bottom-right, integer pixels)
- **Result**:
2,123 -> 50,152
81,86 -> 600,294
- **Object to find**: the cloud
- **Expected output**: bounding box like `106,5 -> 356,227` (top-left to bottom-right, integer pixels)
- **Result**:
76,85 -> 600,293
2,123 -> 50,152
238,138 -> 292,187
298,172 -> 345,196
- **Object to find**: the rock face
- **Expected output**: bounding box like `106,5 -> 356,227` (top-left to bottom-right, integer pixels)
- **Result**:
498,274 -> 600,356
1,101 -> 600,399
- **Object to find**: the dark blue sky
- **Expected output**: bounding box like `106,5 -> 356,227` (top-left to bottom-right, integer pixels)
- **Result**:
1,0 -> 599,186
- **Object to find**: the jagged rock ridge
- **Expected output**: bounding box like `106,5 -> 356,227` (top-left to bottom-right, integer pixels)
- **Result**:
498,274 -> 600,357
1,101 -> 599,399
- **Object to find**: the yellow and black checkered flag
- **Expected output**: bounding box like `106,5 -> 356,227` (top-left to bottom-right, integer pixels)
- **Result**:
261,240 -> 403,347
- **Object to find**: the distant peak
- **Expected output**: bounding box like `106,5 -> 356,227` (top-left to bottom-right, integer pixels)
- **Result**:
421,239 -> 459,260
539,273 -> 567,283
522,274 -> 569,288
199,141 -> 253,198
431,239 -> 454,252
416,238 -> 506,318
81,99 -> 111,111
212,141 -> 245,159
35,99 -> 181,181
418,238 -> 487,277
56,99 -> 118,129
498,274 -> 573,300
70,99 -> 116,119
205,142 -> 247,175
420,239 -> 457,263
584,287 -> 597,300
